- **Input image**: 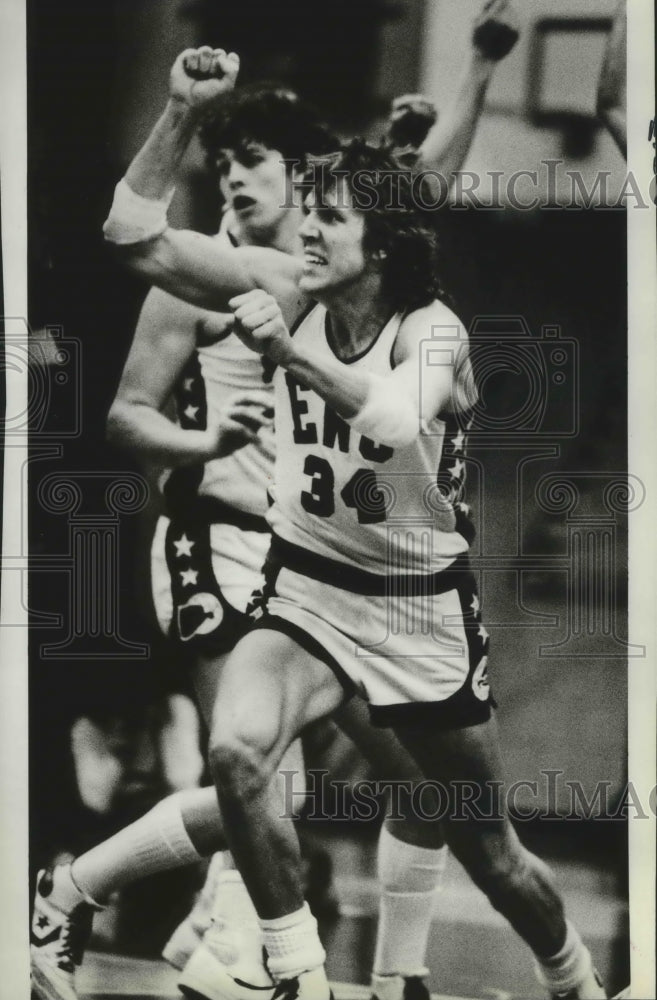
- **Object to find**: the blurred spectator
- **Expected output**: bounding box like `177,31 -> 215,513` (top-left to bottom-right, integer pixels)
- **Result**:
62,692 -> 205,957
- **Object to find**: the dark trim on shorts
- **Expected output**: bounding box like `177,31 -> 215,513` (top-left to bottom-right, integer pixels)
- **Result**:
369,695 -> 493,730
163,516 -> 253,654
270,533 -> 469,597
249,614 -> 357,700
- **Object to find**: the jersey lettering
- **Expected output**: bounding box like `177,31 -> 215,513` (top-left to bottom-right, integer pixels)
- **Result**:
300,455 -> 335,516
359,436 -> 394,463
285,373 -> 318,444
341,469 -> 387,524
322,406 -> 351,452
301,456 -> 387,525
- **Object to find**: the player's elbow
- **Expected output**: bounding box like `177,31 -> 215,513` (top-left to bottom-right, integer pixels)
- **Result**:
106,398 -> 136,450
106,239 -> 165,284
348,396 -> 420,449
381,416 -> 421,449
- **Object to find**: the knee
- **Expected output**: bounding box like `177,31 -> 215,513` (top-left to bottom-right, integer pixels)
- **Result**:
208,731 -> 271,803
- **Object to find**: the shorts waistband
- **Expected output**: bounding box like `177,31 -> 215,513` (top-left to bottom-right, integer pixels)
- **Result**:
270,533 -> 469,596
166,496 -> 270,533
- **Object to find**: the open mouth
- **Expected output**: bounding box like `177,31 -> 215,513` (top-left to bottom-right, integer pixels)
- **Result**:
232,194 -> 257,213
303,249 -> 328,266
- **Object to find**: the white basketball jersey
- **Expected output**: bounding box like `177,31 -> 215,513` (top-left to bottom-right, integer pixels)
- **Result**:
268,304 -> 475,574
161,231 -> 275,518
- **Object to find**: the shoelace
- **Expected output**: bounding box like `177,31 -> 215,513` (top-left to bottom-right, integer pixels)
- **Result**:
54,910 -> 91,972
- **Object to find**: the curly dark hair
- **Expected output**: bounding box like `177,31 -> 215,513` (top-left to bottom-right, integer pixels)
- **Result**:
306,139 -> 448,313
199,83 -> 338,174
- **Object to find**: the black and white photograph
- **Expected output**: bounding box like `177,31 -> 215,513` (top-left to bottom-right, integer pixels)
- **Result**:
1,1 -> 655,998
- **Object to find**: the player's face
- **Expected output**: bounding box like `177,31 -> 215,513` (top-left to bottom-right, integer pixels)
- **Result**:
298,182 -> 370,299
217,142 -> 290,238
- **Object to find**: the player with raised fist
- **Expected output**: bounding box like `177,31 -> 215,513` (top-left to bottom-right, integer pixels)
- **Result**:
170,47 -> 240,109
97,41 -> 605,1000
386,0 -> 520,188
31,15 -> 606,1000
472,0 -> 520,62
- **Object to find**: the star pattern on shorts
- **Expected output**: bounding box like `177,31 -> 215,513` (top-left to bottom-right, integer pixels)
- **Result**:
470,594 -> 480,616
478,624 -> 489,642
183,404 -> 199,423
447,458 -> 465,479
180,568 -> 199,587
173,534 -> 195,558
37,916 -> 49,929
182,377 -> 195,393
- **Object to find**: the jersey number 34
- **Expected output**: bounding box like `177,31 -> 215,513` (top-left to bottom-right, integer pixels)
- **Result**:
301,455 -> 387,524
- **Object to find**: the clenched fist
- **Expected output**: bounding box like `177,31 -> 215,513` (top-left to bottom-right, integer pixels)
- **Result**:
207,390 -> 274,458
472,0 -> 520,62
169,46 -> 239,110
229,290 -> 294,367
387,94 -> 438,151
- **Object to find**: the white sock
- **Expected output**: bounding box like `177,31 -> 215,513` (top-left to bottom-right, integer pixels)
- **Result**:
260,902 -> 326,980
46,863 -> 105,913
373,826 -> 448,978
70,791 -> 204,902
535,921 -> 599,995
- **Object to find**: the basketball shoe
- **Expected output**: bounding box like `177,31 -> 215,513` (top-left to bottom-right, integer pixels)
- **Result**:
30,867 -> 99,1000
179,868 -> 275,1000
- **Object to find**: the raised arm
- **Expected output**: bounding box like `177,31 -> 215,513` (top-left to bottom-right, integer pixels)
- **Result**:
229,292 -> 476,449
107,288 -> 272,467
103,47 -> 303,315
596,0 -> 627,158
414,0 -> 520,181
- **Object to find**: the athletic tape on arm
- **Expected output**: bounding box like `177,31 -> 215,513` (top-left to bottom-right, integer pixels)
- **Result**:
346,373 -> 421,448
103,179 -> 175,245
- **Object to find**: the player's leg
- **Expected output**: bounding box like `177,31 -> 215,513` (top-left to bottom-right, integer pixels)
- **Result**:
30,689 -> 312,1000
154,515 -> 293,975
152,510 -> 237,969
207,624 -> 346,999
392,715 -> 606,999
177,675 -> 307,1000
335,698 -> 447,1000
30,785 -> 222,1000
162,648 -> 235,972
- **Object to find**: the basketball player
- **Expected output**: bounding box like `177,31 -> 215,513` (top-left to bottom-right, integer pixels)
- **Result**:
105,85 -> 445,999
32,38 -> 605,1000
100,8 -> 522,996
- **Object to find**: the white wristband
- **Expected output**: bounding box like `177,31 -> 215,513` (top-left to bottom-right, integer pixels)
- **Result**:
103,178 -> 175,245
347,373 -> 420,448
